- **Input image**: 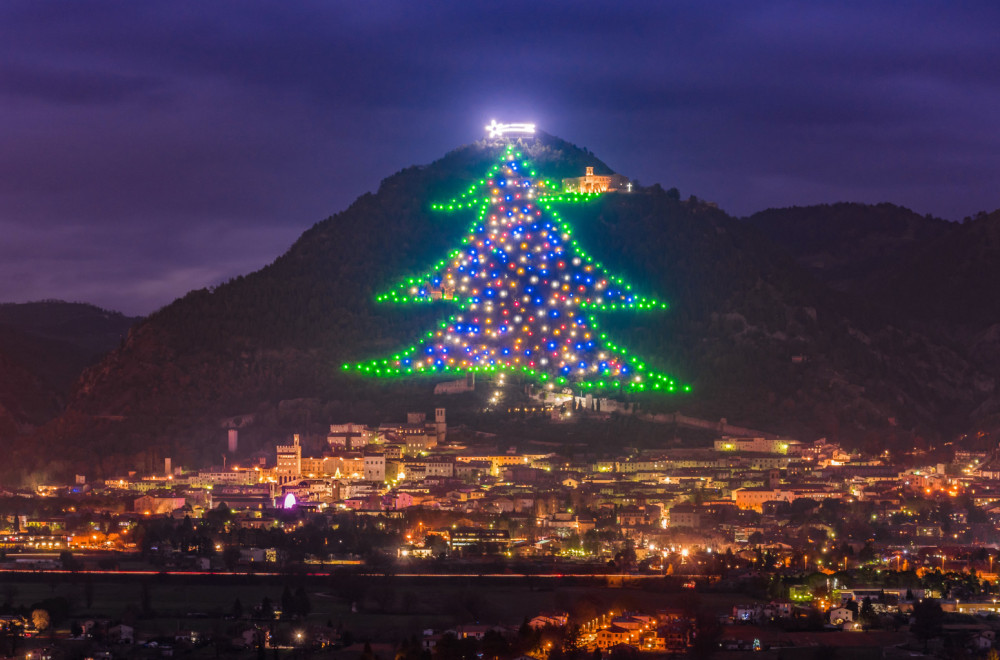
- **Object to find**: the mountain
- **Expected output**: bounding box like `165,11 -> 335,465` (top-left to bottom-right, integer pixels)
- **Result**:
746,205 -> 1000,335
868,210 -> 1000,331
746,203 -> 952,293
0,301 -> 138,355
0,302 -> 139,442
14,135 -> 1000,482
747,204 -> 1000,434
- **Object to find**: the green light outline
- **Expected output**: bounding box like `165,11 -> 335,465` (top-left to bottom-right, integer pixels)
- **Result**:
353,145 -> 687,393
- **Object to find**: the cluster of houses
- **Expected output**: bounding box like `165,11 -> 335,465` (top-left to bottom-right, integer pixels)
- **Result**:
8,409 -> 1000,573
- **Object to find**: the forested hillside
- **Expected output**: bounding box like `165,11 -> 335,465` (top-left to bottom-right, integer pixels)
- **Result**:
0,302 -> 138,445
14,136 -> 1000,482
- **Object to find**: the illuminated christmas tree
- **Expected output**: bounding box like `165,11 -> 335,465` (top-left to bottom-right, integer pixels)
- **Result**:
347,145 -> 687,394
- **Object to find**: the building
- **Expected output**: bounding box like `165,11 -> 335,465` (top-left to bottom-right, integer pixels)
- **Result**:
732,486 -> 839,512
829,607 -> 853,625
364,454 -> 386,482
189,469 -> 258,488
529,612 -> 569,629
133,494 -> 187,515
424,458 -> 455,478
212,485 -> 272,510
325,454 -> 364,479
434,407 -> 447,443
668,504 -> 701,529
275,435 -> 302,485
404,433 -> 438,456
449,527 -> 511,553
327,423 -> 378,450
714,437 -> 801,455
595,626 -> 634,649
561,166 -> 631,193
435,375 -> 474,395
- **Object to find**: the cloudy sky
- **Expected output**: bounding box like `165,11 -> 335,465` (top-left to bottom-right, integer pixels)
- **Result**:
2,1 -> 999,315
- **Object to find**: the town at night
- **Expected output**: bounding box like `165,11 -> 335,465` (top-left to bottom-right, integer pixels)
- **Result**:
3,4 -> 1000,660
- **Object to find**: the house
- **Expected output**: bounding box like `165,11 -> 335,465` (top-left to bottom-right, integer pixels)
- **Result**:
642,621 -> 691,652
595,626 -> 633,649
765,601 -> 793,618
452,624 -> 504,640
973,631 -> 996,650
829,607 -> 854,625
240,628 -> 266,649
617,505 -> 660,529
109,624 -> 134,644
421,630 -> 444,650
529,612 -> 568,629
668,504 -> 701,529
607,643 -> 640,656
491,497 -> 515,513
611,615 -> 652,630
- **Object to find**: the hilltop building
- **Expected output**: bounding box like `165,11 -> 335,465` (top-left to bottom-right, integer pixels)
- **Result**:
435,374 -> 474,395
561,166 -> 631,193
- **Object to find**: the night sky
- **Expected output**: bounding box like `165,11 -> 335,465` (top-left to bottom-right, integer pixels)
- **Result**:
3,2 -> 999,315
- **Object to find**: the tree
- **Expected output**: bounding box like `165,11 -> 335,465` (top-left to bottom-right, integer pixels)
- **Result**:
690,612 -> 722,660
911,598 -> 943,652
397,636 -> 428,660
513,619 -> 540,657
31,609 -> 50,632
139,581 -> 153,617
609,646 -> 638,660
83,577 -> 94,609
562,624 -> 582,655
222,547 -> 242,571
260,596 -> 275,620
206,503 -> 233,531
294,586 -> 311,617
349,144 -> 685,395
0,619 -> 22,657
335,575 -> 368,612
434,632 -> 477,660
480,630 -> 509,660
58,550 -> 78,571
859,597 -> 877,630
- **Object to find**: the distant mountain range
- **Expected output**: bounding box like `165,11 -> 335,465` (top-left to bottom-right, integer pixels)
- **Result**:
6,135 -> 1000,482
0,302 -> 138,439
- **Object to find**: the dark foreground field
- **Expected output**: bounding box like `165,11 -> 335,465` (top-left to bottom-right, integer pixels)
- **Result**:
2,572 -> 744,645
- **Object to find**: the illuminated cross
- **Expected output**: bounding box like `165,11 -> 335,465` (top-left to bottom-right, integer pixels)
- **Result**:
485,119 -> 536,138
626,182 -> 633,192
